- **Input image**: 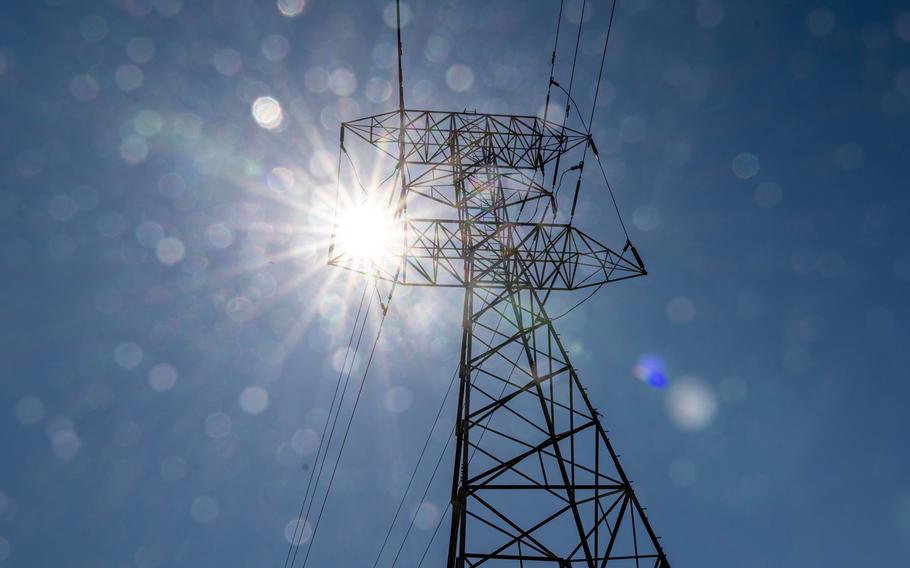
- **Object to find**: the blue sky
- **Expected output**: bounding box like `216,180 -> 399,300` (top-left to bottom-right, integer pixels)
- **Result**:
1,0 -> 909,566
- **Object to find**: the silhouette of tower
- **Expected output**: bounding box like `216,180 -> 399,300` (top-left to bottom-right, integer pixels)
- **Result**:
328,2 -> 670,565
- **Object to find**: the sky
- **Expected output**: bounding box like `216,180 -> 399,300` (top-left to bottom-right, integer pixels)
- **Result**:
1,0 -> 909,566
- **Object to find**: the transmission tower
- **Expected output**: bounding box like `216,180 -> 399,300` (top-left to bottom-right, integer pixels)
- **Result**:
327,1 -> 670,566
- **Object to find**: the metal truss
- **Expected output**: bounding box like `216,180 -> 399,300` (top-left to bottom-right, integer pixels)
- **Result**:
329,107 -> 668,567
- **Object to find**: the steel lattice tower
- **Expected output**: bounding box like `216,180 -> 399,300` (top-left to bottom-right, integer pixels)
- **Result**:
328,2 -> 670,566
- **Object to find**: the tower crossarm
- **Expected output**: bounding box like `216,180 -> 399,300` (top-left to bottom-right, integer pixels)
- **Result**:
327,220 -> 646,289
342,110 -> 589,170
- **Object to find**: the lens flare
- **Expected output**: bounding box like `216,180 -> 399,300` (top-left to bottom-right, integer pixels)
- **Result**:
633,353 -> 668,389
332,199 -> 401,263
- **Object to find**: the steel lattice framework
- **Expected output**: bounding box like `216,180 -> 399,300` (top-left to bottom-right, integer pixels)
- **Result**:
326,3 -> 670,567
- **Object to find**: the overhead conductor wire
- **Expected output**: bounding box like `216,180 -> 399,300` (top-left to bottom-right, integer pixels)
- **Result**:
282,284 -> 369,568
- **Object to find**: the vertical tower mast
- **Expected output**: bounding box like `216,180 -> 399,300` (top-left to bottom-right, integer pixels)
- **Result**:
328,3 -> 671,566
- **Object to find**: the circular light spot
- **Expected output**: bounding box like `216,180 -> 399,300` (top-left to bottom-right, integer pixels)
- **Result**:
412,501 -> 441,530
446,64 -> 474,92
14,396 -> 45,425
114,342 -> 144,370
206,223 -> 234,248
632,206 -> 660,231
806,8 -> 836,38
304,66 -> 329,93
666,296 -> 696,324
148,363 -> 178,392
329,345 -> 356,372
204,412 -> 232,439
317,294 -> 345,322
291,429 -> 318,456
731,152 -> 760,179
277,0 -> 306,17
261,34 -> 290,61
127,37 -> 155,64
190,495 -> 219,524
119,136 -> 149,165
213,48 -> 242,76
753,181 -> 782,208
239,386 -> 270,415
226,296 -> 255,323
251,96 -> 283,130
666,376 -> 717,431
284,518 -> 313,545
51,429 -> 81,459
134,109 -> 162,137
633,354 -> 668,389
156,237 -> 186,265
115,64 -> 144,92
136,221 -> 164,248
383,2 -> 412,28
267,167 -> 295,192
69,74 -> 99,101
383,386 -> 413,413
79,15 -> 108,42
328,68 -> 357,96
425,34 -> 451,63
365,77 -> 392,103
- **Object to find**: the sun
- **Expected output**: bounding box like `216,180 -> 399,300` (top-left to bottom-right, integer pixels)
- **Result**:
331,199 -> 402,264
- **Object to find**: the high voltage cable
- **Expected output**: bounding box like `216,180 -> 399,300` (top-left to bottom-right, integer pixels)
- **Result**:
289,287 -> 376,568
541,0 -> 565,127
299,282 -> 396,568
371,365 -> 459,566
411,346 -> 522,567
587,0 -> 619,129
375,309 -> 507,566
395,300 -> 519,566
282,283 -> 368,568
569,0 -> 621,224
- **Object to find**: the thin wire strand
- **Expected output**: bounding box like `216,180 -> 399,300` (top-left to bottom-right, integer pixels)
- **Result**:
541,0 -> 565,126
587,0 -> 619,128
564,0 -> 586,118
282,284 -> 368,568
412,358 -> 519,567
371,365 -> 459,567
401,310 -> 518,566
289,292 -> 375,568
595,151 -> 629,241
300,289 -> 393,568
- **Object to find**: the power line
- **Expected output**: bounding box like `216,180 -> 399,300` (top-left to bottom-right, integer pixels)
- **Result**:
371,365 -> 459,567
282,283 -> 368,568
289,288 -> 376,568
300,286 -> 394,568
541,0 -> 565,127
412,341 -> 522,567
